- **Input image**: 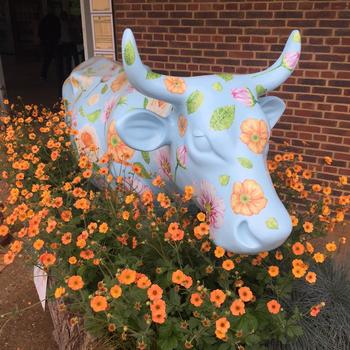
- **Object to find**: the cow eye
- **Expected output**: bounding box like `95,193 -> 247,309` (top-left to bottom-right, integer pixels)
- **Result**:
193,135 -> 211,152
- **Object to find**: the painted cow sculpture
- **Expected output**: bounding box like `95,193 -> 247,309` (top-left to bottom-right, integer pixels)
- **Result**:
63,28 -> 301,254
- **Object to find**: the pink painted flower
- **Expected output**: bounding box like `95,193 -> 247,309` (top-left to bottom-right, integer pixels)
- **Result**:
197,181 -> 225,230
156,148 -> 172,180
231,87 -> 256,107
102,97 -> 118,122
282,52 -> 300,71
124,176 -> 150,195
176,145 -> 187,169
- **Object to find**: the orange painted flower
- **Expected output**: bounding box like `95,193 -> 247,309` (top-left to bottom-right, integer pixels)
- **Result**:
238,286 -> 253,302
222,259 -> 235,271
292,242 -> 305,255
178,115 -> 188,137
110,285 -> 122,299
267,299 -> 281,314
165,76 -> 186,94
303,221 -> 314,233
231,180 -> 267,216
147,284 -> 163,301
190,293 -> 203,307
67,275 -> 84,290
111,72 -> 128,92
210,289 -> 226,307
118,269 -> 136,285
230,299 -> 245,316
268,265 -> 279,277
90,295 -> 108,312
240,118 -> 269,153
172,270 -> 185,285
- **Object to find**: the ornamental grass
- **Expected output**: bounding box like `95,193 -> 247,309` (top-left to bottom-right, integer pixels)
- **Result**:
0,100 -> 349,349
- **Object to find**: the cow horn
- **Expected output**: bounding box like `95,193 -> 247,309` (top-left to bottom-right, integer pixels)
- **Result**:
122,28 -> 186,104
249,30 -> 301,95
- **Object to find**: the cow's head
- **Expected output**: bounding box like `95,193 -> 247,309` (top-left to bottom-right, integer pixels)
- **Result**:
117,28 -> 301,254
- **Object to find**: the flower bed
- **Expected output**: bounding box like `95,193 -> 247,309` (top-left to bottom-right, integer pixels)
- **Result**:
0,101 -> 349,349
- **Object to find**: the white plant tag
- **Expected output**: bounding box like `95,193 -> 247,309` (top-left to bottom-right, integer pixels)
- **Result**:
33,265 -> 48,311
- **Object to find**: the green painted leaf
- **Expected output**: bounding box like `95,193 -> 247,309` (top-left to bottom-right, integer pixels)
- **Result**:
219,175 -> 230,186
266,217 -> 279,230
186,90 -> 204,114
293,31 -> 301,43
217,73 -> 233,81
79,106 -> 86,117
117,96 -> 127,106
124,40 -> 135,65
133,162 -> 151,179
86,109 -> 101,122
212,82 -> 223,91
256,84 -> 267,96
146,71 -> 161,79
210,105 -> 235,131
143,97 -> 148,108
101,84 -> 108,94
237,157 -> 253,169
141,151 -> 150,164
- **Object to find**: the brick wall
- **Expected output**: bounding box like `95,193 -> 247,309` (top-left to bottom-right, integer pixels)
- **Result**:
113,0 -> 350,196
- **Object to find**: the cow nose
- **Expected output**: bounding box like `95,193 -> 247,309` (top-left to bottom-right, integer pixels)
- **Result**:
235,221 -> 261,253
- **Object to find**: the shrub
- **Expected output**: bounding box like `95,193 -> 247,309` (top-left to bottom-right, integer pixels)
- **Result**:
0,100 -> 349,349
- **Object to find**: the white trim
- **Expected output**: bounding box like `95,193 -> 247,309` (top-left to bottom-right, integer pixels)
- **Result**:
80,0 -> 94,59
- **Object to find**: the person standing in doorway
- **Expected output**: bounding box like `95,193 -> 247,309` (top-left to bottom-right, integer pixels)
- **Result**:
38,5 -> 61,80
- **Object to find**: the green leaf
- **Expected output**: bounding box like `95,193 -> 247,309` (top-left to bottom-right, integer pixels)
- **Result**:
141,151 -> 150,164
143,97 -> 148,108
124,40 -> 135,65
217,73 -> 233,81
158,336 -> 178,350
86,109 -> 101,122
266,217 -> 279,230
101,84 -> 108,94
237,157 -> 253,169
256,84 -> 267,96
217,343 -> 232,350
212,82 -> 223,91
117,96 -> 127,106
210,106 -> 235,131
133,162 -> 151,179
186,90 -> 204,114
293,31 -> 301,43
219,175 -> 230,186
146,71 -> 161,79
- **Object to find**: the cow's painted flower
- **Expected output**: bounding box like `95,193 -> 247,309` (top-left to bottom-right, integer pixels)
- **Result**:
176,145 -> 187,169
164,76 -> 186,94
231,87 -> 256,107
240,118 -> 269,154
231,179 -> 267,216
145,98 -> 171,117
111,72 -> 128,92
102,97 -> 118,122
282,52 -> 300,71
156,148 -> 172,180
178,115 -> 188,137
197,181 -> 225,229
107,121 -> 135,165
76,125 -> 99,162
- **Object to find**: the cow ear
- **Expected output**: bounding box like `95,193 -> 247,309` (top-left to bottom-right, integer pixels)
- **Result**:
115,109 -> 170,151
259,96 -> 286,128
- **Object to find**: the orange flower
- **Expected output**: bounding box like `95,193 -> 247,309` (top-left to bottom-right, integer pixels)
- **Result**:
172,270 -> 185,284
230,299 -> 245,316
238,286 -> 253,302
339,175 -> 348,185
61,210 -> 72,222
136,276 -> 152,289
33,239 -> 44,250
118,269 -> 136,285
305,242 -> 314,254
3,251 -> 15,265
171,228 -> 185,241
61,232 -> 72,245
39,252 -> 56,267
222,259 -> 235,271
111,72 -> 128,92
54,286 -> 65,299
313,252 -> 325,263
99,222 -> 109,233
302,221 -> 313,233
305,271 -> 317,284
190,293 -> 203,307
214,246 -> 225,258
324,156 -> 332,165
275,250 -> 283,260
68,256 -> 77,264
122,211 -> 130,220
216,317 -> 230,333
181,275 -> 193,289
240,118 -> 269,154
110,285 -> 122,299
267,299 -> 281,314
150,299 -> 166,315
268,265 -> 279,277
147,284 -> 163,301
292,266 -> 307,278
210,289 -> 226,307
164,76 -> 186,94
312,184 -> 321,192
178,115 -> 188,137
325,241 -> 337,252
67,275 -> 84,290
90,295 -> 108,312
152,310 -> 166,324
231,180 -> 267,216
290,215 -> 298,227
292,242 -> 305,255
